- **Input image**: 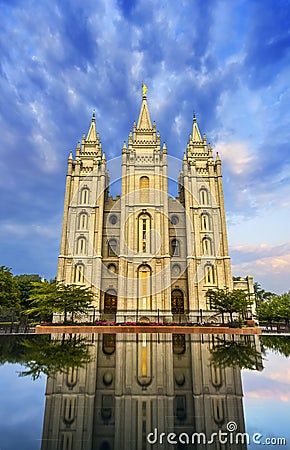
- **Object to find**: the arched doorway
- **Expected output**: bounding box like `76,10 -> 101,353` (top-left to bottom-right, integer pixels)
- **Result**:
104,289 -> 117,320
171,289 -> 184,314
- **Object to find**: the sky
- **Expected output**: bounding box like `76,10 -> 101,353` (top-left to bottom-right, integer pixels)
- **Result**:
242,349 -> 290,447
0,363 -> 46,450
0,0 -> 290,293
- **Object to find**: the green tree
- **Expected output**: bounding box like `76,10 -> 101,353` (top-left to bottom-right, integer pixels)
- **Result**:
0,334 -> 92,379
210,336 -> 263,370
0,266 -> 20,308
26,281 -> 94,322
19,335 -> 92,379
254,282 -> 275,303
206,288 -> 253,324
256,300 -> 275,323
256,292 -> 290,324
260,336 -> 290,358
14,274 -> 42,310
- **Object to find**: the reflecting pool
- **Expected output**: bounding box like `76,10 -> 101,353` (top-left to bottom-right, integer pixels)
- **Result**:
0,333 -> 289,449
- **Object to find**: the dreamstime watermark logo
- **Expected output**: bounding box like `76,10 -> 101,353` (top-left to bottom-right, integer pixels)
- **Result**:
147,421 -> 287,446
67,154 -> 222,297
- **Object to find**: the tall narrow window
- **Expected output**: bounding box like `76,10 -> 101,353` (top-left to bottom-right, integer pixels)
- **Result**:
74,264 -> 84,283
138,213 -> 151,252
138,265 -> 151,310
205,264 -> 215,284
108,239 -> 118,256
78,213 -> 88,230
80,188 -> 89,205
140,176 -> 149,203
76,237 -> 86,255
199,188 -> 209,205
202,237 -> 212,255
170,239 -> 180,256
201,213 -> 210,231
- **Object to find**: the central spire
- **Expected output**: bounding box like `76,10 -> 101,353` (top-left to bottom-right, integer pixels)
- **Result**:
137,83 -> 152,129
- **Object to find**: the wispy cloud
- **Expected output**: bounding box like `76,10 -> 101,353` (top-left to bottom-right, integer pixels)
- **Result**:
0,0 -> 289,287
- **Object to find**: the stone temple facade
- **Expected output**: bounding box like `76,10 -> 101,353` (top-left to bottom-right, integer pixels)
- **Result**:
57,87 -> 254,322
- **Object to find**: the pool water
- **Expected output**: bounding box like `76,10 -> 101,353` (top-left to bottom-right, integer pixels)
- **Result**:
0,333 -> 289,450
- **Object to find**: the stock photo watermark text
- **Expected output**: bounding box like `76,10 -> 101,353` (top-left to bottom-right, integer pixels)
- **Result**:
147,422 -> 287,446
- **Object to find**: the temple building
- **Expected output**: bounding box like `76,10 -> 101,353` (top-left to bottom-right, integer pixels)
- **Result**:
41,333 -> 262,450
57,86 -> 254,322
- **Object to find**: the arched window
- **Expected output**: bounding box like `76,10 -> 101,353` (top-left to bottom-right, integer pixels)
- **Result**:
78,212 -> 88,230
138,213 -> 151,252
102,334 -> 116,355
108,239 -> 118,256
138,265 -> 151,310
171,289 -> 184,314
66,367 -> 78,389
201,213 -> 210,231
204,264 -> 215,284
76,237 -> 86,255
140,176 -> 149,203
62,398 -> 76,425
170,239 -> 180,256
202,237 -> 212,255
199,187 -> 209,205
74,264 -> 84,283
213,398 -> 224,425
173,334 -> 186,355
80,187 -> 90,205
211,365 -> 222,388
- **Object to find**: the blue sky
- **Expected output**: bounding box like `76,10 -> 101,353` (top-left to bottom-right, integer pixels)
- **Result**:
242,349 -> 290,447
1,0 -> 290,293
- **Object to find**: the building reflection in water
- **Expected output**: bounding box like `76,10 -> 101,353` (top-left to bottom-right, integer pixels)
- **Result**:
41,333 -> 263,450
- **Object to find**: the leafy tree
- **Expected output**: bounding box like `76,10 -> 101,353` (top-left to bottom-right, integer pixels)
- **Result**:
254,282 -> 275,303
0,266 -> 20,308
19,335 -> 92,379
206,288 -> 253,323
260,336 -> 290,358
0,334 -> 92,379
26,281 -> 94,322
256,300 -> 275,323
14,274 -> 42,310
272,293 -> 290,324
256,292 -> 290,324
210,336 -> 263,370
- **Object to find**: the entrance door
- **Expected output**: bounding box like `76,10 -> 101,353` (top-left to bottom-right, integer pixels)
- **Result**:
171,289 -> 184,314
104,290 -> 117,319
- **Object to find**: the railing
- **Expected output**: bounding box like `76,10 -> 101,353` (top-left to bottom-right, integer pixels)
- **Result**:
0,308 -> 37,334
52,308 -> 240,324
260,322 -> 290,333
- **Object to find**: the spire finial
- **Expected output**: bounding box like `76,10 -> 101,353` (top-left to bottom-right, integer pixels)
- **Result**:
92,109 -> 95,121
142,83 -> 147,98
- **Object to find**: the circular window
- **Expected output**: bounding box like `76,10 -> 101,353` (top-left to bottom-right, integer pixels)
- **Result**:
109,215 -> 117,225
103,371 -> 113,386
108,264 -> 117,273
171,215 -> 179,225
175,372 -> 185,386
172,264 -> 181,276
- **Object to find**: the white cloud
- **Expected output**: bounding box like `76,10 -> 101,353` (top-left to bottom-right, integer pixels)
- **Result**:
215,140 -> 257,176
